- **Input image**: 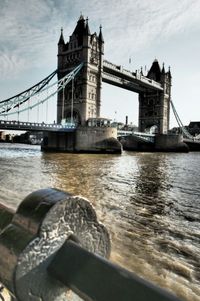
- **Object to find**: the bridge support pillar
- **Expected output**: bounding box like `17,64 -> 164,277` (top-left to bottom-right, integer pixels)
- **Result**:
42,131 -> 75,152
138,90 -> 170,135
75,126 -> 121,153
138,59 -> 171,135
41,127 -> 122,154
154,134 -> 189,152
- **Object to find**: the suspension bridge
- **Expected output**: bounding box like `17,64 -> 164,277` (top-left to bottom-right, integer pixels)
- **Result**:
0,61 -> 196,139
0,15 -> 199,152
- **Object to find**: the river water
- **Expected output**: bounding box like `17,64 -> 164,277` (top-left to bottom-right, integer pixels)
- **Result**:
0,143 -> 199,301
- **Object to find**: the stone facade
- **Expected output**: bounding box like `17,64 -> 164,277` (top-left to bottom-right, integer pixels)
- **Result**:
57,15 -> 104,125
138,60 -> 172,134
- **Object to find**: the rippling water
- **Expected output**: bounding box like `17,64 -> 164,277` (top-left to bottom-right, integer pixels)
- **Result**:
0,143 -> 200,301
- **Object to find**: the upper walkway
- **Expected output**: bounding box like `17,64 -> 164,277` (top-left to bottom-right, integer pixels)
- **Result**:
103,60 -> 163,93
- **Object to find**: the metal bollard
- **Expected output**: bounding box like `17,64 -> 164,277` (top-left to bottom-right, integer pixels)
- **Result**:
0,188 -> 110,301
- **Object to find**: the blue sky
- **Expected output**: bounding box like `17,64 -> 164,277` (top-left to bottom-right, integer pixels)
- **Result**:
0,0 -> 200,127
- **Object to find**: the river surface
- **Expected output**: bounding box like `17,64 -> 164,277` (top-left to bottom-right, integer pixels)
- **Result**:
0,143 -> 199,301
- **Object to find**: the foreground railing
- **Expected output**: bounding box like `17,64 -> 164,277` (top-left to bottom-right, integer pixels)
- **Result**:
0,189 -> 182,301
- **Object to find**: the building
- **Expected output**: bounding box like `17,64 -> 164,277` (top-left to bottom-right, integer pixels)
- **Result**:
57,15 -> 104,125
187,121 -> 200,136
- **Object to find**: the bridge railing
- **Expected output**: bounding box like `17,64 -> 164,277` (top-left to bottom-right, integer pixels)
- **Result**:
118,130 -> 155,143
0,189 -> 182,301
0,120 -> 77,130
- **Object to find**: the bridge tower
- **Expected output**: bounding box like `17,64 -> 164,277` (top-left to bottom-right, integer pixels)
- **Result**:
138,59 -> 172,134
57,15 -> 104,125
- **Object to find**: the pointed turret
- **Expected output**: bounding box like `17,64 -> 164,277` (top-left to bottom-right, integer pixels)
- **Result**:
85,17 -> 91,35
147,59 -> 161,82
161,63 -> 165,74
98,25 -> 104,43
72,14 -> 92,46
168,66 -> 172,78
160,63 -> 166,85
58,27 -> 65,45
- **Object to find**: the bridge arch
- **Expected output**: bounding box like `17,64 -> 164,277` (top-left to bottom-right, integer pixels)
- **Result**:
145,125 -> 158,134
65,109 -> 81,125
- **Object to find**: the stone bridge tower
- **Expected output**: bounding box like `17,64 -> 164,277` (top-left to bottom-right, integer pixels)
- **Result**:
57,15 -> 104,125
138,59 -> 172,134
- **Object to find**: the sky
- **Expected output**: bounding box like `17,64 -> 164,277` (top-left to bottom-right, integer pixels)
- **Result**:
0,0 -> 200,128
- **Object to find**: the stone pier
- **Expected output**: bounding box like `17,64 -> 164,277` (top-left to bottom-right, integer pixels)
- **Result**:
41,126 -> 122,154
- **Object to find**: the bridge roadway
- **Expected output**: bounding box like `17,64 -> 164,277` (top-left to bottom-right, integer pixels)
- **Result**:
102,60 -> 163,93
1,120 -> 199,149
0,120 -> 155,144
117,130 -> 200,146
117,130 -> 155,143
0,120 -> 76,132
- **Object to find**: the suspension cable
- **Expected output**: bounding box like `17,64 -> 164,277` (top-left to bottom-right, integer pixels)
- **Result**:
71,77 -> 74,124
46,83 -> 49,123
62,85 -> 65,121
0,63 -> 83,118
0,70 -> 57,105
170,100 -> 193,139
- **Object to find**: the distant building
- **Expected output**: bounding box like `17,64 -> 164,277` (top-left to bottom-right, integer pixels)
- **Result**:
0,131 -> 5,141
0,131 -> 12,142
187,122 -> 200,136
12,131 -> 43,145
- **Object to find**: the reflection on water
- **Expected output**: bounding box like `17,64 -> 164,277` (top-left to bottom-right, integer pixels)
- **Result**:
0,143 -> 200,301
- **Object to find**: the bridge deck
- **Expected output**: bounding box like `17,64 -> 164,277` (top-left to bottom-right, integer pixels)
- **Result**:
117,130 -> 155,143
0,120 -> 76,132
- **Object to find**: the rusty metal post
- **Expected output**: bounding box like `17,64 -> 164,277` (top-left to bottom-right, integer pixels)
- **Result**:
0,188 -> 110,301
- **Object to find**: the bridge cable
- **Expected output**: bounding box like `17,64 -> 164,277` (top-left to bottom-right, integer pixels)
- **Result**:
0,70 -> 57,114
71,77 -> 74,124
170,100 -> 193,139
0,63 -> 83,118
46,83 -> 49,123
0,70 -> 57,105
62,85 -> 65,121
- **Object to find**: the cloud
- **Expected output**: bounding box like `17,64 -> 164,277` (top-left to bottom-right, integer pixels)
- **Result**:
0,0 -> 63,79
0,0 -> 200,79
0,49 -> 27,79
95,0 -> 200,62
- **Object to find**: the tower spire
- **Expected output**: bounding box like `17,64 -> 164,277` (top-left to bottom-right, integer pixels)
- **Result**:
161,63 -> 165,73
58,27 -> 65,45
85,17 -> 91,35
99,25 -> 104,43
168,66 -> 172,78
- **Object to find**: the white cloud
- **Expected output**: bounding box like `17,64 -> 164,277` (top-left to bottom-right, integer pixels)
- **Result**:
97,0 -> 200,62
1,0 -> 199,78
0,0 -> 62,79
